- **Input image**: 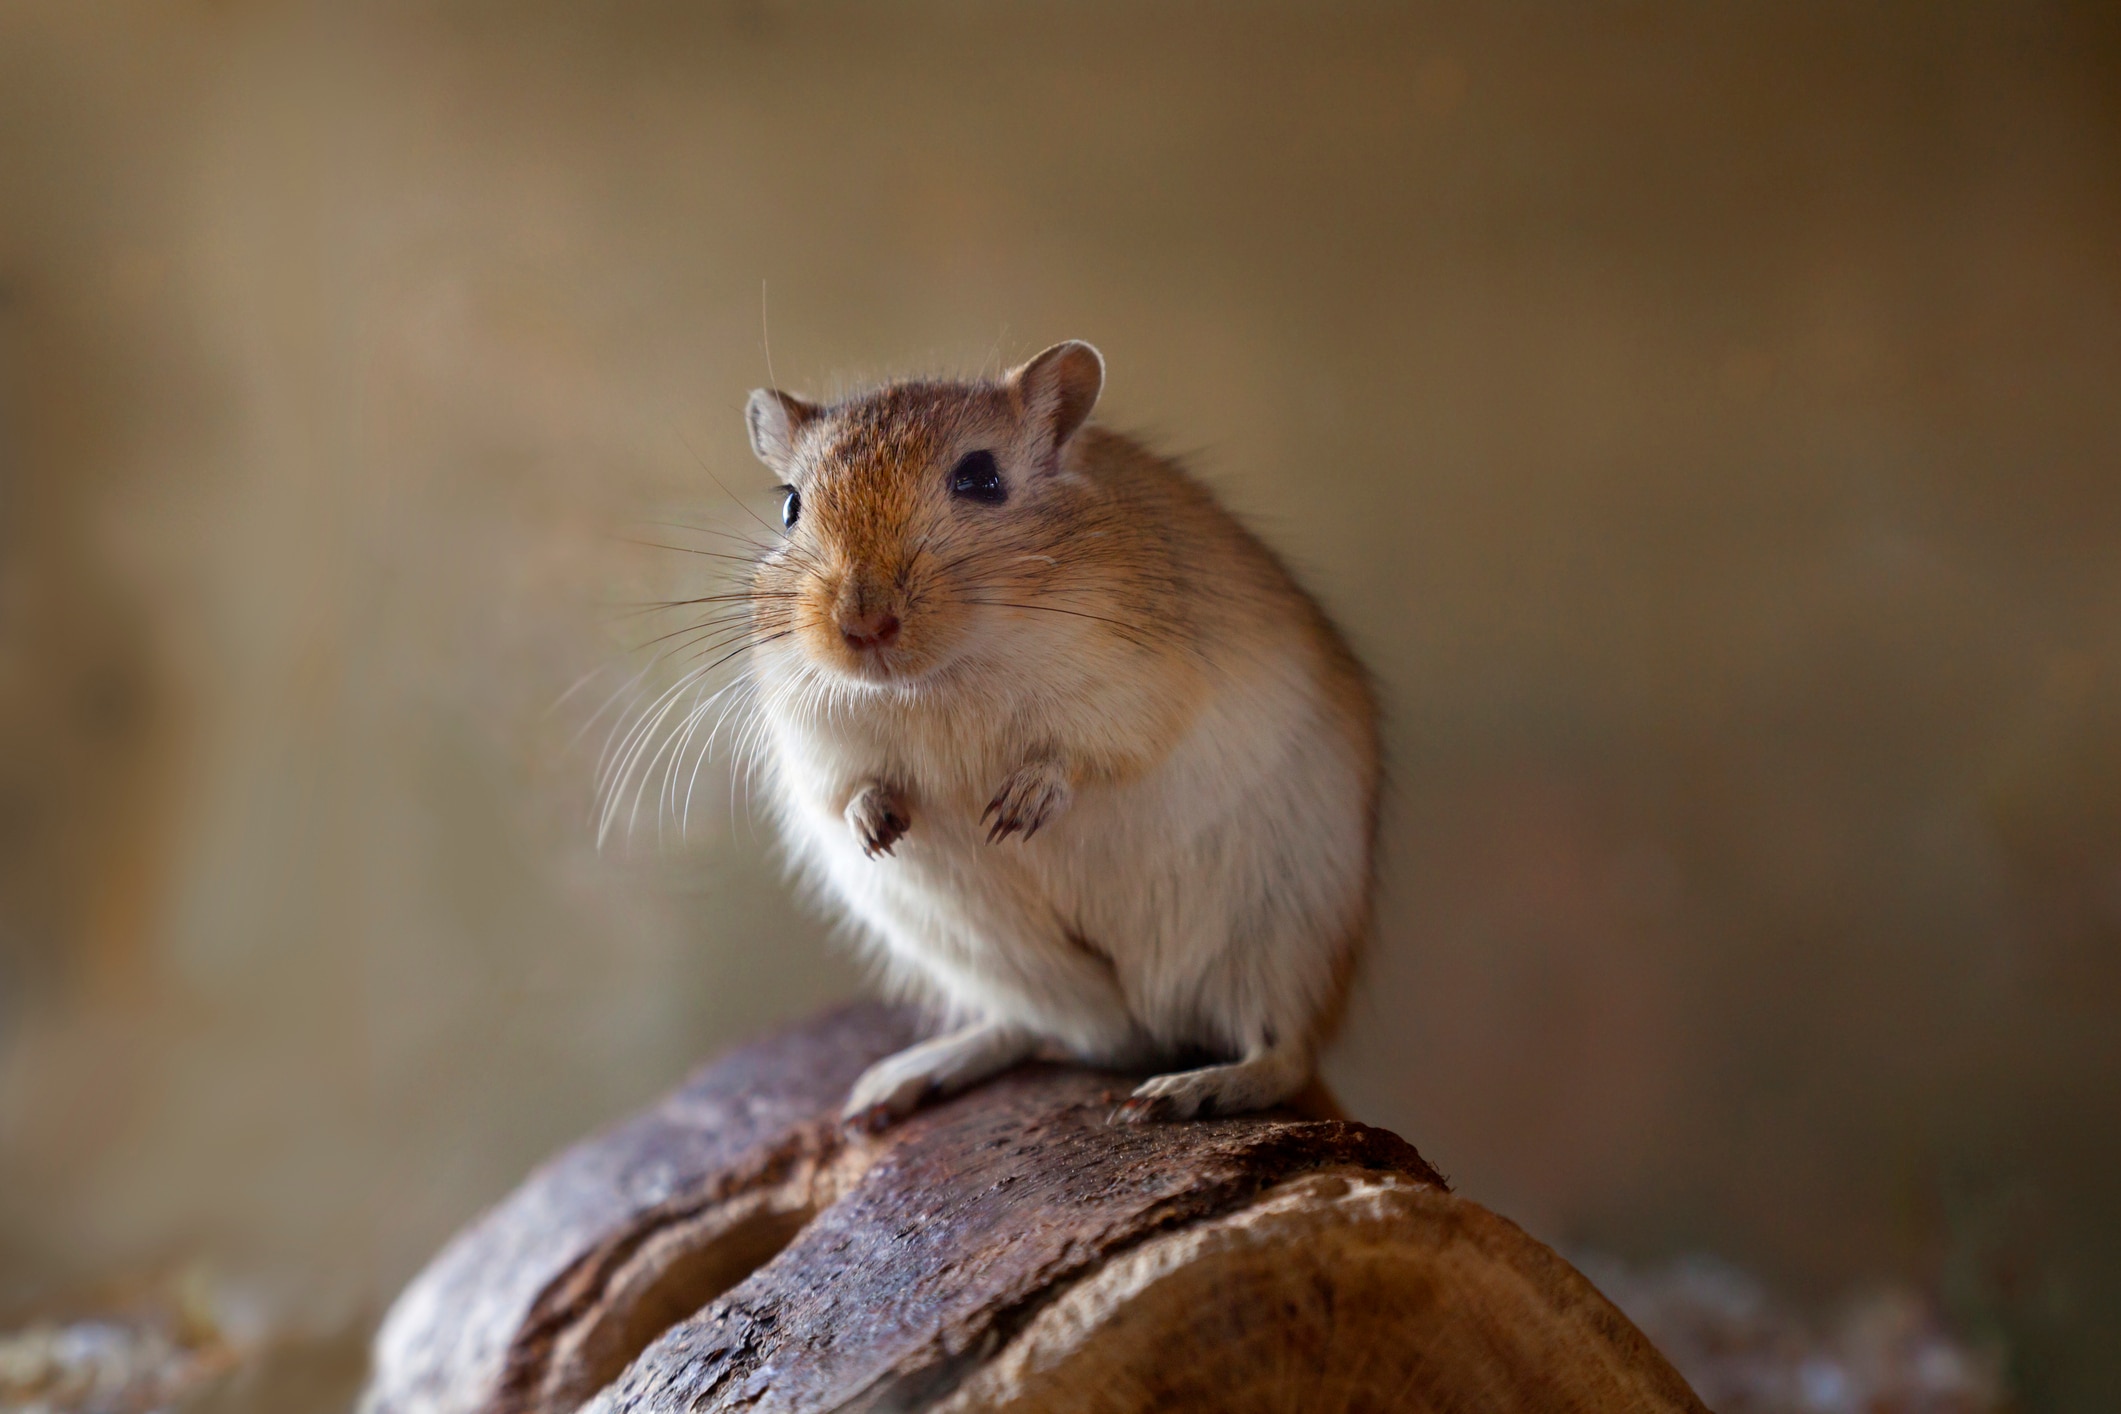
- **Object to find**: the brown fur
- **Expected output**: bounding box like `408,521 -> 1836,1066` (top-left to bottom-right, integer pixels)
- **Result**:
743,343 -> 1381,1124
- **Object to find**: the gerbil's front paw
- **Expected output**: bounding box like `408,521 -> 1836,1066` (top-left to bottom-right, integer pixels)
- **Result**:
846,783 -> 910,858
983,760 -> 1071,843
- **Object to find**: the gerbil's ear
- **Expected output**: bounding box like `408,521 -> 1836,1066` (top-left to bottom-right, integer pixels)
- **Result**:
1007,341 -> 1104,449
745,388 -> 819,471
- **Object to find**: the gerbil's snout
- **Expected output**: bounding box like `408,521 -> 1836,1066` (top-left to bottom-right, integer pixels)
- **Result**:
838,604 -> 900,652
775,540 -> 947,685
831,573 -> 905,662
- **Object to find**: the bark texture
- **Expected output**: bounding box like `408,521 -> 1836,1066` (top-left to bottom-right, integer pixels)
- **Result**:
361,1003 -> 1707,1414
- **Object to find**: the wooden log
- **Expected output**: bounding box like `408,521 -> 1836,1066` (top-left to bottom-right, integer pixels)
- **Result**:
361,1003 -> 1707,1414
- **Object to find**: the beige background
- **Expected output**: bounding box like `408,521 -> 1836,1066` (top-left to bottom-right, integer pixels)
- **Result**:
2,3 -> 2117,1407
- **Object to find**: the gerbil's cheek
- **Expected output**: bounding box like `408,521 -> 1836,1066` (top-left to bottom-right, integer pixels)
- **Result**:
798,587 -> 852,667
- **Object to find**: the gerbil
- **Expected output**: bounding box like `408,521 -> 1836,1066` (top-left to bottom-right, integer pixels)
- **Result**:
739,341 -> 1380,1126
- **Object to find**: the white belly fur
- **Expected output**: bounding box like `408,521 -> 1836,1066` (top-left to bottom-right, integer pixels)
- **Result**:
763,645 -> 1369,1067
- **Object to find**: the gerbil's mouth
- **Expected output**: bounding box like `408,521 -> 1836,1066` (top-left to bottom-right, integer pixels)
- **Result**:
839,639 -> 908,682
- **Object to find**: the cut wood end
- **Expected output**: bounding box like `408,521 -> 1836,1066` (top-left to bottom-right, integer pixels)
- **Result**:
937,1168 -> 1705,1413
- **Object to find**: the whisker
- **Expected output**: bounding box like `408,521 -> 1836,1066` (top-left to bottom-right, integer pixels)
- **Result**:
676,431 -> 791,543
573,652 -> 670,754
596,672 -> 703,833
698,626 -> 798,677
682,675 -> 760,836
616,522 -> 827,580
547,662 -> 611,718
668,620 -> 804,673
638,521 -> 783,557
577,474 -> 829,845
609,591 -> 797,611
662,611 -> 800,663
669,687 -> 725,837
613,537 -> 770,564
614,677 -> 708,843
652,669 -> 755,845
638,517 -> 773,539
589,604 -> 814,847
630,610 -> 784,652
601,597 -> 796,630
957,598 -> 1159,646
594,621 -> 768,788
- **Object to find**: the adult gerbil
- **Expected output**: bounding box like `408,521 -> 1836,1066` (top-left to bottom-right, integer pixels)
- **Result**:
739,340 -> 1380,1126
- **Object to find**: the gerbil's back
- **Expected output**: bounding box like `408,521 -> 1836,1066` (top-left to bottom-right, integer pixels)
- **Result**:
1068,426 -> 1379,747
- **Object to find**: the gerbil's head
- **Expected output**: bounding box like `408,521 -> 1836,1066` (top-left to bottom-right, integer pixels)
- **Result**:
743,341 -> 1105,688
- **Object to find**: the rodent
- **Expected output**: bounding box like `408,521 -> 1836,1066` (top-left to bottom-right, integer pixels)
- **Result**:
739,340 -> 1380,1126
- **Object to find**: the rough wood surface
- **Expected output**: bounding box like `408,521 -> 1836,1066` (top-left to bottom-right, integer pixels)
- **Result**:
361,1004 -> 1707,1414
362,1004 -> 922,1414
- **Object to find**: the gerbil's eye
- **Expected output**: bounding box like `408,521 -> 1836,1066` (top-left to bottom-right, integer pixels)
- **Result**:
778,484 -> 801,529
948,450 -> 1005,504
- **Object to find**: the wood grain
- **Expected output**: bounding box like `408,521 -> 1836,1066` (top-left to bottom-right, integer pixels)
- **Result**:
361,1005 -> 1706,1414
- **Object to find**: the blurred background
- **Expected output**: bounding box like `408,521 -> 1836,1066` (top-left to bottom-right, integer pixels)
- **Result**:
1,3 -> 2117,1410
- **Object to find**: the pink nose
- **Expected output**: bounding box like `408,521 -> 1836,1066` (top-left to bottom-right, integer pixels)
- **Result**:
840,609 -> 901,652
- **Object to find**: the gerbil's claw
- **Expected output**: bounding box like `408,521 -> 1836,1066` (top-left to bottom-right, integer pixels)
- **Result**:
841,1102 -> 899,1137
984,762 -> 1071,845
846,785 -> 910,859
1109,1094 -> 1175,1126
861,814 -> 907,858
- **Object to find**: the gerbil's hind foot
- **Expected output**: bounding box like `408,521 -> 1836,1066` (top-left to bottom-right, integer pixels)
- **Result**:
984,760 -> 1071,842
845,782 -> 910,858
841,1020 -> 1036,1130
1110,1043 -> 1311,1125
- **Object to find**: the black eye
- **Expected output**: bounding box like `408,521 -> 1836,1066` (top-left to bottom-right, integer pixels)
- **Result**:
778,484 -> 801,528
948,450 -> 1005,504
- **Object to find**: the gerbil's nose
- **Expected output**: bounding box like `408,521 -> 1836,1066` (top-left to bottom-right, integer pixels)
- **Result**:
839,605 -> 901,652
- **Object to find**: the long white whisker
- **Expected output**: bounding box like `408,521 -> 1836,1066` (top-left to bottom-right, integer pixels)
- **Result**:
598,662 -> 717,844
685,675 -> 758,836
547,663 -> 612,719
671,674 -> 750,838
659,680 -> 719,842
